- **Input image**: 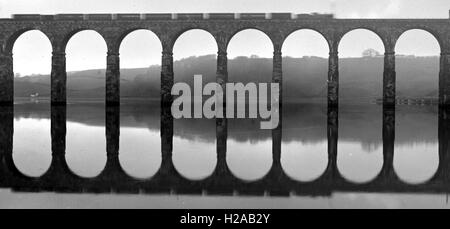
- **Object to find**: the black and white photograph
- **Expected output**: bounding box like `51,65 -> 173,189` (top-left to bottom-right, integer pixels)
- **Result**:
0,0 -> 450,213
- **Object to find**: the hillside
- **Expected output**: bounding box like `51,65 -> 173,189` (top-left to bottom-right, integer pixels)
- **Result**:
13,55 -> 440,101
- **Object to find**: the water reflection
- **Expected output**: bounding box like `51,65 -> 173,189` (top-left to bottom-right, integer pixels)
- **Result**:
281,141 -> 328,182
1,101 -> 447,198
227,119 -> 273,182
173,118 -> 217,180
66,104 -> 107,178
281,103 -> 328,182
394,105 -> 439,184
12,106 -> 51,177
338,104 -> 383,183
119,103 -> 161,179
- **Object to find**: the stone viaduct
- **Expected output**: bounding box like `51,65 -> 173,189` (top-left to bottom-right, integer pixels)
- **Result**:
0,13 -> 450,106
2,13 -> 450,196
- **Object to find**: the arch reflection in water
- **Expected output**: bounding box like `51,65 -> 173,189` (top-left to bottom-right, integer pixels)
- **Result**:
118,29 -> 162,179
226,29 -> 274,182
281,104 -> 328,182
393,29 -> 440,184
119,103 -> 161,179
394,105 -> 439,184
171,29 -> 218,181
335,29 -> 384,183
227,119 -> 273,181
280,30 -> 329,182
64,30 -> 107,178
65,104 -> 107,178
337,104 -> 383,183
12,103 -> 52,177
0,102 -> 450,195
173,119 -> 217,180
11,30 -> 52,178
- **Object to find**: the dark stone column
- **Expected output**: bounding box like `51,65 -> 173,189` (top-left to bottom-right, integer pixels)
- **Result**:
273,49 -> 282,88
106,106 -> 120,158
160,47 -> 174,176
216,50 -> 228,175
51,105 -> 67,158
0,106 -> 13,185
437,107 -> 450,182
326,106 -> 338,180
161,49 -> 174,107
216,118 -> 228,175
0,52 -> 13,105
273,48 -> 283,124
102,106 -> 125,180
46,105 -> 71,181
383,52 -> 396,106
380,106 -> 395,181
51,51 -> 67,105
217,50 -> 228,88
439,53 -> 450,106
270,127 -> 283,181
270,48 -> 283,180
160,46 -> 174,176
106,51 -> 120,105
160,104 -> 174,176
328,51 -> 339,107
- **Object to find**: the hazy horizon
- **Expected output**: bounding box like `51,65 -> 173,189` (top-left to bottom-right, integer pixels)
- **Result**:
12,53 -> 440,78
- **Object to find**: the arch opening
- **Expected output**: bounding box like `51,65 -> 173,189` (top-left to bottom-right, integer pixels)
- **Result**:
337,29 -> 385,183
226,29 -> 273,182
280,29 -> 329,182
12,30 -> 52,178
65,30 -> 107,178
118,29 -> 162,179
394,29 -> 440,184
171,29 -> 218,180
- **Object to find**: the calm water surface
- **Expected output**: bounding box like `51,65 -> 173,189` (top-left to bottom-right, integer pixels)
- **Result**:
2,99 -> 449,209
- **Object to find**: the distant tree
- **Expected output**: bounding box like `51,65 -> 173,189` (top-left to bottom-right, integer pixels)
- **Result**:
14,73 -> 21,78
362,48 -> 381,57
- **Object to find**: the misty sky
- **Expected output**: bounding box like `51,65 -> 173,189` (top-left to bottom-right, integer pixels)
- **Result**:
2,0 -> 447,75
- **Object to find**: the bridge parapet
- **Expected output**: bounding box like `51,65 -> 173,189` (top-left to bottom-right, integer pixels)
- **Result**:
10,13 -> 334,21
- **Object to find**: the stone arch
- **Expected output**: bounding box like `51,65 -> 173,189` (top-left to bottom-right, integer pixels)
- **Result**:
116,28 -> 163,53
172,28 -> 219,60
393,28 -> 440,185
225,28 -> 274,182
64,29 -> 108,72
118,29 -> 162,69
226,27 -> 275,52
173,27 -> 218,51
10,29 -> 53,80
395,28 -> 442,54
62,28 -> 107,52
337,28 -> 385,183
10,30 -> 53,177
64,30 -> 108,178
281,28 -> 331,53
280,29 -> 329,182
395,27 -> 443,53
338,28 -> 386,55
5,28 -> 53,54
